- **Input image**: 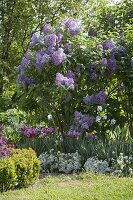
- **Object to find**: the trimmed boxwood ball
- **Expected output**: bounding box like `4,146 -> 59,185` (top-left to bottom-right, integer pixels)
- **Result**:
11,148 -> 40,188
0,158 -> 17,192
0,148 -> 40,192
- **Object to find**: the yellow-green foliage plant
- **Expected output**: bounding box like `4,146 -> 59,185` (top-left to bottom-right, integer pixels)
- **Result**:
0,148 -> 40,192
11,148 -> 40,188
0,158 -> 17,192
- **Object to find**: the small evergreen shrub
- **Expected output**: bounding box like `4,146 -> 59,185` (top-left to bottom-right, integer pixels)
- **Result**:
0,158 -> 17,192
0,148 -> 40,192
11,148 -> 40,188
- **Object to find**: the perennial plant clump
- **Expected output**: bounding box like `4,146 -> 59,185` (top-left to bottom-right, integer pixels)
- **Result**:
39,150 -> 81,173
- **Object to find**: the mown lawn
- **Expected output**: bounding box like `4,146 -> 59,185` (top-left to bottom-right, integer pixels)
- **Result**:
0,173 -> 133,200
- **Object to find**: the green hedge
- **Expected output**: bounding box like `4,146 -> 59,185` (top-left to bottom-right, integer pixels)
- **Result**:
0,148 -> 40,192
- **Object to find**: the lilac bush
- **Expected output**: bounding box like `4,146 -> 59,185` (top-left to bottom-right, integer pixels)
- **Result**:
17,15 -> 132,141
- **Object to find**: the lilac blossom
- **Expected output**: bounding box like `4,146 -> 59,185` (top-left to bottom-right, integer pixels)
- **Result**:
111,46 -> 127,58
64,77 -> 75,89
67,130 -> 80,138
35,50 -> 50,70
52,48 -> 66,66
47,46 -> 56,56
30,34 -> 44,47
83,94 -> 95,105
66,70 -> 76,81
101,58 -> 107,66
74,111 -> 94,130
45,34 -> 57,46
17,74 -> 36,85
90,72 -> 98,80
55,72 -> 74,89
95,91 -> 107,104
55,73 -> 64,85
56,33 -> 63,44
107,55 -> 117,72
102,40 -> 115,50
43,23 -> 51,34
65,18 -> 81,37
83,91 -> 106,105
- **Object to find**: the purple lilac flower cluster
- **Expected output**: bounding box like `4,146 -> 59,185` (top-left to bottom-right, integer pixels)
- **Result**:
66,70 -> 76,81
74,111 -> 94,130
55,72 -> 75,89
18,18 -> 81,87
52,48 -> 66,66
65,18 -> 81,37
102,40 -> 115,50
29,34 -> 44,47
43,23 -> 51,34
35,50 -> 50,70
107,55 -> 117,72
83,91 -> 106,105
20,125 -> 39,138
41,127 -> 57,137
17,74 -> 36,86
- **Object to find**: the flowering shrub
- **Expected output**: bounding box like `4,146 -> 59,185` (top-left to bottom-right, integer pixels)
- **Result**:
39,150 -> 81,173
17,4 -> 133,142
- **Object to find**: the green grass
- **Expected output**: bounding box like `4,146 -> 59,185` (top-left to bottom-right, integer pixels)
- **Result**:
0,173 -> 133,200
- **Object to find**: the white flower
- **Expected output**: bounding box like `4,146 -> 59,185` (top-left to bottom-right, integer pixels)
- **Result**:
111,119 -> 116,125
97,106 -> 103,112
96,116 -> 101,123
48,114 -> 52,120
103,115 -> 107,120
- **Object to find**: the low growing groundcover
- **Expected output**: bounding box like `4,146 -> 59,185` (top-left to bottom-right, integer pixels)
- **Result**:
0,173 -> 133,200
